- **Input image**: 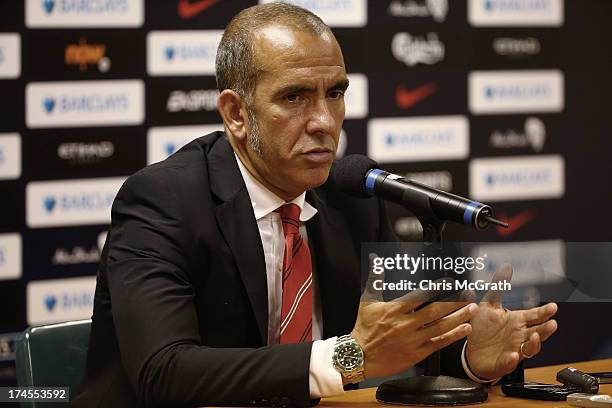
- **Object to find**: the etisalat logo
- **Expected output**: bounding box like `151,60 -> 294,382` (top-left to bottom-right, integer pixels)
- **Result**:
493,37 -> 541,57
388,0 -> 448,22
166,89 -> 219,112
391,32 -> 445,66
57,141 -> 115,163
371,254 -> 487,275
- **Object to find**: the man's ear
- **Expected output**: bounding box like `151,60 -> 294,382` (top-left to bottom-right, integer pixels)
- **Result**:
217,89 -> 247,142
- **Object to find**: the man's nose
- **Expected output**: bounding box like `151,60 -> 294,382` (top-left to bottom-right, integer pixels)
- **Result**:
306,99 -> 336,136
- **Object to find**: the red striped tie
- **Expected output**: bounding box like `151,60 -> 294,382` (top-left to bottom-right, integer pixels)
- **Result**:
277,203 -> 313,344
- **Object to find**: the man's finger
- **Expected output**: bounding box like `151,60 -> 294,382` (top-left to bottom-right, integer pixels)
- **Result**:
481,263 -> 513,307
422,323 -> 472,355
391,277 -> 465,313
417,303 -> 478,342
522,303 -> 558,326
520,331 -> 541,359
413,300 -> 471,326
498,351 -> 521,375
526,319 -> 558,343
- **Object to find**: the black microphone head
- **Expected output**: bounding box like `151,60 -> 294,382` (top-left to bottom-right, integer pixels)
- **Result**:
330,154 -> 379,198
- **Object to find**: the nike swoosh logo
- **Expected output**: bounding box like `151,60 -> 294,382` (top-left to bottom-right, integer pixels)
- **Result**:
178,0 -> 220,19
496,210 -> 536,237
395,82 -> 438,109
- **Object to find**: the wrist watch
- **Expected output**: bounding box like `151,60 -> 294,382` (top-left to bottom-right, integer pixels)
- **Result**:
332,335 -> 365,384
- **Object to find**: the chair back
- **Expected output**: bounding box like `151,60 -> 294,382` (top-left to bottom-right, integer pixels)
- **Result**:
15,319 -> 91,407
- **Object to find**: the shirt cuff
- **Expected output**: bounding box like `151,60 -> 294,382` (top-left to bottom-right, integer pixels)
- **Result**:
461,341 -> 500,384
309,337 -> 345,398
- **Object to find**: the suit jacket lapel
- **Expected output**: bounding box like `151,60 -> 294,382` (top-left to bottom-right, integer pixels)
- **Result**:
208,135 -> 268,345
307,189 -> 362,339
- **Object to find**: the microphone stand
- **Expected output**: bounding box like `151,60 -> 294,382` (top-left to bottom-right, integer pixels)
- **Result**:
375,192 -> 488,405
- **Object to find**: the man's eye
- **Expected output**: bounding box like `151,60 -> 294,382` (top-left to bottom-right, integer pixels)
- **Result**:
285,94 -> 299,102
329,91 -> 345,99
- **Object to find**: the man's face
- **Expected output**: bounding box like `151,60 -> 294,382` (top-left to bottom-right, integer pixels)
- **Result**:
244,25 -> 348,200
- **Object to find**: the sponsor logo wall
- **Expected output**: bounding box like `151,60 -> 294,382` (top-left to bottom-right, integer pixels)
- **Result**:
0,0 -> 584,361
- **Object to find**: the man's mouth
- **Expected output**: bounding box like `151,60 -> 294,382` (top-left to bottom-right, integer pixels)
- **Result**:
302,148 -> 334,163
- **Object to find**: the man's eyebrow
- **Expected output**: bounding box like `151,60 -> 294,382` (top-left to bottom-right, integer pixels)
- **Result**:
273,78 -> 350,99
274,84 -> 316,98
329,79 -> 350,92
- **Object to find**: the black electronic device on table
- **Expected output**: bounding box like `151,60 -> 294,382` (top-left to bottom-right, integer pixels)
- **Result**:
501,382 -> 582,401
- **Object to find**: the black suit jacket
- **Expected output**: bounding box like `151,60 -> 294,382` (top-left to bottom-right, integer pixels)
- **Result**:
73,132 -> 466,408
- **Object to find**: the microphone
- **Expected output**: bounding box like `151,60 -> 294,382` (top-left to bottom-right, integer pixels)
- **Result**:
331,155 -> 508,231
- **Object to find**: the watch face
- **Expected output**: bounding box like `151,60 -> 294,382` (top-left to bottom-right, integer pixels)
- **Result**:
334,343 -> 364,371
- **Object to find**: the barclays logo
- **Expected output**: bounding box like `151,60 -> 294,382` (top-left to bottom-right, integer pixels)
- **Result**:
385,130 -> 453,147
469,0 -> 562,27
43,0 -> 55,14
385,134 -> 394,146
0,233 -> 21,281
27,80 -> 144,128
48,192 -> 115,212
470,155 -> 564,201
43,97 -> 55,113
45,295 -> 57,311
42,0 -> 129,14
368,116 -> 469,163
44,292 -> 93,312
0,133 -> 21,181
27,0 -> 143,28
44,196 -> 56,212
485,169 -> 552,187
165,45 -> 215,61
28,178 -> 125,228
165,47 -> 175,61
470,70 -> 563,114
27,276 -> 97,324
484,0 -> 553,12
485,84 -> 550,100
165,143 -> 176,155
147,31 -> 222,76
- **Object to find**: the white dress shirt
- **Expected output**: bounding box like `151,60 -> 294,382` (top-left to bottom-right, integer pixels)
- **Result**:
234,155 -> 493,398
235,155 -> 345,398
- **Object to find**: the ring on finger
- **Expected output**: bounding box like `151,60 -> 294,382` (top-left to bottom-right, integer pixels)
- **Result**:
520,342 -> 534,359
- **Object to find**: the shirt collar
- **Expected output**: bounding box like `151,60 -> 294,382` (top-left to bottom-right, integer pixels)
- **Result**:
235,153 -> 317,222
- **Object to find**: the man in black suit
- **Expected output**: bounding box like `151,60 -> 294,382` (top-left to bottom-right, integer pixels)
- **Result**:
74,4 -> 558,407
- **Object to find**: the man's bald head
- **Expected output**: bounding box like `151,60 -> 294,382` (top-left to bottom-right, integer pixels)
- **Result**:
215,3 -> 334,104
